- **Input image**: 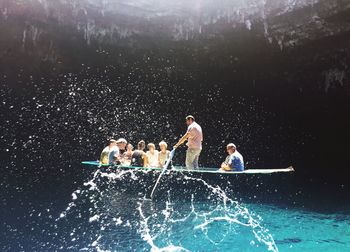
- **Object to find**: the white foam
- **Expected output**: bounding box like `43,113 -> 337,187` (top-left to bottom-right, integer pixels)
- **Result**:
89,214 -> 100,222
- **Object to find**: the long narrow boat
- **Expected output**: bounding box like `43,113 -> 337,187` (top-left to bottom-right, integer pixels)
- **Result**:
81,161 -> 294,174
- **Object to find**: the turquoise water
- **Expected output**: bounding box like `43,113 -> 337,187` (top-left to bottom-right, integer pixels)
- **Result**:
54,169 -> 350,251
250,204 -> 350,252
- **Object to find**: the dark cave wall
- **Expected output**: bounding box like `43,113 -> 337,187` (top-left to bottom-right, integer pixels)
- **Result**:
1,0 -> 350,184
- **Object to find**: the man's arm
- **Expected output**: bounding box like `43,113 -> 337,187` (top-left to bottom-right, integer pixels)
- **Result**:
174,132 -> 189,149
220,155 -> 233,171
220,163 -> 232,171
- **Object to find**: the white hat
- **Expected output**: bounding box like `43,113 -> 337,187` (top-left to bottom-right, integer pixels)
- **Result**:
109,139 -> 118,144
116,138 -> 127,143
227,143 -> 237,149
186,115 -> 195,121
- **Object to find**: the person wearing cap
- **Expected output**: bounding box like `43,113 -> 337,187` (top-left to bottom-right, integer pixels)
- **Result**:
220,143 -> 244,171
158,141 -> 170,167
174,115 -> 203,169
116,138 -> 127,156
100,139 -> 120,165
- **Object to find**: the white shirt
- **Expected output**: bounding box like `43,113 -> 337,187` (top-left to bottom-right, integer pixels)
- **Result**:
147,150 -> 160,168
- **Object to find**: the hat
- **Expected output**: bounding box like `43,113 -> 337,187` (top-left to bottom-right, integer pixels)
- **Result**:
186,115 -> 195,121
116,138 -> 127,143
227,143 -> 237,149
109,139 -> 118,144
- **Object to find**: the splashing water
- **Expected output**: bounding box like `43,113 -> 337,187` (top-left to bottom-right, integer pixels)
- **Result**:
57,168 -> 278,251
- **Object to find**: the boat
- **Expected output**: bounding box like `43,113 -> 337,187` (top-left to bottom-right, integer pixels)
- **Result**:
81,161 -> 295,174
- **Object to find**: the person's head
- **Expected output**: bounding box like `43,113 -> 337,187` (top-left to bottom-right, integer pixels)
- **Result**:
185,115 -> 195,126
108,139 -> 117,147
226,143 -> 237,154
147,143 -> 155,152
127,143 -> 133,152
159,141 -> 168,152
116,138 -> 127,150
138,140 -> 146,151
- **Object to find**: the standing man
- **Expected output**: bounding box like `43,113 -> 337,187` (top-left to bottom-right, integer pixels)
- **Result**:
174,115 -> 203,169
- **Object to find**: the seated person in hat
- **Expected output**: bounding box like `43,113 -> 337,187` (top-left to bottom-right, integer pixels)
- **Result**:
116,138 -> 127,153
220,143 -> 244,171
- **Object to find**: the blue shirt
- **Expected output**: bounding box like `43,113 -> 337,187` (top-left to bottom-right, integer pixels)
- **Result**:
227,151 -> 244,171
100,146 -> 120,165
108,146 -> 120,164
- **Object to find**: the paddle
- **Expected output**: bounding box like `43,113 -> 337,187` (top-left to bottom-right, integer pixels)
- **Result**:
150,148 -> 176,199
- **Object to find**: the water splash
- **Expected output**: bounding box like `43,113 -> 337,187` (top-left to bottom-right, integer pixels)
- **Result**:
57,168 -> 278,251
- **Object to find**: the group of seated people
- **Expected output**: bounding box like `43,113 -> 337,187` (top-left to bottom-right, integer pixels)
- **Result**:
100,138 -> 171,168
100,138 -> 245,171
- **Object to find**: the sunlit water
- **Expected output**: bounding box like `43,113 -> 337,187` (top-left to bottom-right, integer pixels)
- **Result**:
37,169 -> 348,252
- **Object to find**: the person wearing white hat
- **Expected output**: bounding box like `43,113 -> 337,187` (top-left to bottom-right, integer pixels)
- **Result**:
116,138 -> 127,153
220,143 -> 244,171
174,115 -> 203,169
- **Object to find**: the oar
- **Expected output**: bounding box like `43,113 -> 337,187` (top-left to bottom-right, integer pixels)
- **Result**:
150,148 -> 176,199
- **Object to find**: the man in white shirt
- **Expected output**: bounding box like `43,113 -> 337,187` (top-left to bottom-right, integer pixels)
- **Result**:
174,115 -> 203,169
